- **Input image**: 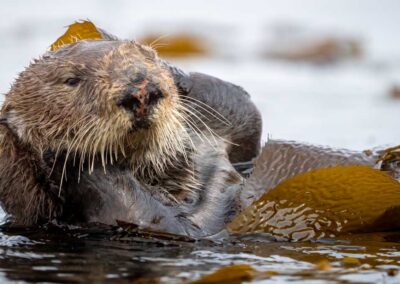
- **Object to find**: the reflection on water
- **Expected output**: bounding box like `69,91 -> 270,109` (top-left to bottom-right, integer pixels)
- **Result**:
0,226 -> 400,283
0,1 -> 399,283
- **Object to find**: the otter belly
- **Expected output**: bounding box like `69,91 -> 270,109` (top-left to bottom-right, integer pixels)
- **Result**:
60,138 -> 242,238
63,167 -> 196,235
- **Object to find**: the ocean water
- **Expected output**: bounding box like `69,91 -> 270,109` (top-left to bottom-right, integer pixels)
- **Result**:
0,1 -> 399,283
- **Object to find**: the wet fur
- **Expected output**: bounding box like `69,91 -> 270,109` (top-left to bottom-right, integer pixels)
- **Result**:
0,39 -> 261,236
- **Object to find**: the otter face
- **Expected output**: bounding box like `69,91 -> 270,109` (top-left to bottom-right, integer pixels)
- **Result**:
3,40 -> 189,175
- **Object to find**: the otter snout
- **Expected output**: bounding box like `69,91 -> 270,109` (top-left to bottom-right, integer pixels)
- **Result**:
117,81 -> 164,119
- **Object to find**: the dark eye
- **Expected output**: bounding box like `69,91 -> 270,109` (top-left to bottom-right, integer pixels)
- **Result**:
64,77 -> 81,87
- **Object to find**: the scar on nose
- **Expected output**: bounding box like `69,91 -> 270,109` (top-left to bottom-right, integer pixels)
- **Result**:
139,80 -> 149,93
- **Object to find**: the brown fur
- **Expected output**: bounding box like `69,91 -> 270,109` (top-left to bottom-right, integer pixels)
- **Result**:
0,38 -> 260,236
0,123 -> 61,223
1,40 -> 193,224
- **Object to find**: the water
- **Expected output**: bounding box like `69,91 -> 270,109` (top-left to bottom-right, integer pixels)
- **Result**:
1,0 -> 400,283
1,227 -> 400,283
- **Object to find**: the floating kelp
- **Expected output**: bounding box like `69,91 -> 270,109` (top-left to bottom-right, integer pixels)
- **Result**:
46,22 -> 400,244
239,140 -> 375,209
191,264 -> 259,284
139,34 -> 209,58
390,86 -> 400,99
50,21 -> 103,51
262,25 -> 363,64
230,165 -> 400,241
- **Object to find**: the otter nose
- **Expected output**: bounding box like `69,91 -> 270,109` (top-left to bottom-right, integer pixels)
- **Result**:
117,81 -> 164,115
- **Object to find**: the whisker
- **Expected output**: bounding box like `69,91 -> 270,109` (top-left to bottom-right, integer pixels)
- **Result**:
180,104 -> 236,146
178,109 -> 212,145
51,114 -> 93,176
148,34 -> 170,49
179,107 -> 220,151
180,96 -> 231,125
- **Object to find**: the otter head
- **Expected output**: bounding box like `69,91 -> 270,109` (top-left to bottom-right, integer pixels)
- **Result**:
3,40 -> 190,177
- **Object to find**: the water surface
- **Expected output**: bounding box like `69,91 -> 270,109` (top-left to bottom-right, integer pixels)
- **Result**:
0,1 -> 400,283
1,226 -> 400,283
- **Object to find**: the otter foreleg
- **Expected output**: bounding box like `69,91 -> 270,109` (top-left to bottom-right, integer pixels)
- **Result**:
0,123 -> 62,225
170,68 -> 262,165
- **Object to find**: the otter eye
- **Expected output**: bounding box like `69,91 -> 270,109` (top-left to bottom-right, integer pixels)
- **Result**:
64,77 -> 81,87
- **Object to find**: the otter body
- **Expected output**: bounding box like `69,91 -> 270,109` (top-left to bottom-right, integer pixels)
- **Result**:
57,138 -> 241,237
0,39 -> 261,237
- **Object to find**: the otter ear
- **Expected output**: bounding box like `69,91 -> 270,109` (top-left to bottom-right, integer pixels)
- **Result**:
49,20 -> 119,51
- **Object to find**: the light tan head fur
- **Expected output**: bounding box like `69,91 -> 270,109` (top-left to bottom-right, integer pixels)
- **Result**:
2,40 -> 190,180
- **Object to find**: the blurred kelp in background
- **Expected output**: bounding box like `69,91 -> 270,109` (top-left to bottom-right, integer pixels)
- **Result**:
0,2 -> 399,283
1,0 -> 399,150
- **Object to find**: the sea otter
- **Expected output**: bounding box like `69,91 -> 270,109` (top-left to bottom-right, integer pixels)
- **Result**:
0,36 -> 262,237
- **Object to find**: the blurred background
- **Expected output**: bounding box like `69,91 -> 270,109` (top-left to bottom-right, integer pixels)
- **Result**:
1,0 -> 399,150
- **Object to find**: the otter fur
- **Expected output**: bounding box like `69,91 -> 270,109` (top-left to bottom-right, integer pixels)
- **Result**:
0,36 -> 261,237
